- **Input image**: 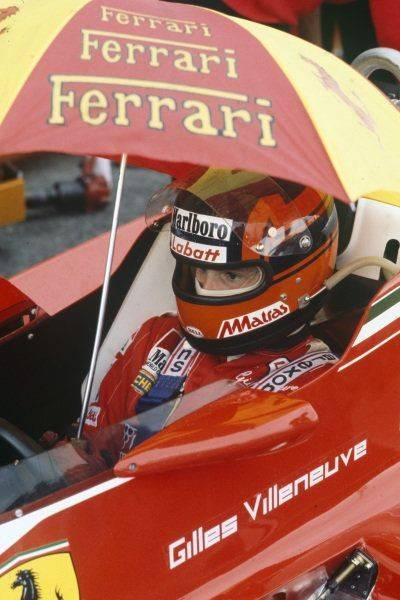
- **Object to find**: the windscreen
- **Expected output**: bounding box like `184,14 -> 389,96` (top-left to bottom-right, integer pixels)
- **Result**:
0,380 -> 238,516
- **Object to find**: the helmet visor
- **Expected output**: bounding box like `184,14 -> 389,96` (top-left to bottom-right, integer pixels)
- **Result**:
146,169 -> 330,262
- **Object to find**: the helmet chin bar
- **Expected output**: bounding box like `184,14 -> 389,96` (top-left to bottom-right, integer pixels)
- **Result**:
183,257 -> 399,355
184,304 -> 318,355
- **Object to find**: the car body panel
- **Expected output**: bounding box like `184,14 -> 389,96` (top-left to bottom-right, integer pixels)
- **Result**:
0,280 -> 400,597
8,217 -> 146,316
1,220 -> 400,598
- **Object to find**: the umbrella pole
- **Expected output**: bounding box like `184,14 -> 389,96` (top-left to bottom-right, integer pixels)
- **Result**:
77,153 -> 127,439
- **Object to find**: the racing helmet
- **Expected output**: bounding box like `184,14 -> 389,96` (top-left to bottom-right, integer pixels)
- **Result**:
152,168 -> 338,354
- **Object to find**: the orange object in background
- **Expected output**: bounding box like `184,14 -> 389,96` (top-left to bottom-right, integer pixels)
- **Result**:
0,163 -> 25,226
370,0 -> 400,50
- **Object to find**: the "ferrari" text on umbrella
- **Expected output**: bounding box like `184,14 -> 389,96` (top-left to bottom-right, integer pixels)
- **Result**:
48,75 -> 277,148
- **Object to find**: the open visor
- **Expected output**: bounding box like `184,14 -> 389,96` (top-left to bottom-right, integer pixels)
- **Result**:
146,169 -> 328,260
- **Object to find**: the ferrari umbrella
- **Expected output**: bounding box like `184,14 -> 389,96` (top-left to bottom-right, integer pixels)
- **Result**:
0,0 -> 400,204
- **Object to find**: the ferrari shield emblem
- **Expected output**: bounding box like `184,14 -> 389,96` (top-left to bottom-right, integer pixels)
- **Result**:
0,541 -> 80,599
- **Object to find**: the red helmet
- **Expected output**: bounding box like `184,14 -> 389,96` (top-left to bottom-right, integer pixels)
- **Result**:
151,168 -> 338,354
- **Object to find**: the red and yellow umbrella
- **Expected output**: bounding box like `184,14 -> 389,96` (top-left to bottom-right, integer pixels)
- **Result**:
0,0 -> 400,203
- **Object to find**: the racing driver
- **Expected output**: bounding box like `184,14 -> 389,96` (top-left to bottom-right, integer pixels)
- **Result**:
83,168 -> 339,458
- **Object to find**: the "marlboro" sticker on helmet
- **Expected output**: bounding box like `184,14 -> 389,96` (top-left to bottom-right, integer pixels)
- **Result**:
173,207 -> 233,241
218,301 -> 289,338
171,234 -> 227,263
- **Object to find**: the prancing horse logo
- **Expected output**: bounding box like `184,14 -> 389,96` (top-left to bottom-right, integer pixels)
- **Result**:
11,569 -> 64,600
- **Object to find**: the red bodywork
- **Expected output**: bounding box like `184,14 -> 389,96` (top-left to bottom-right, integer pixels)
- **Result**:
0,217 -> 400,599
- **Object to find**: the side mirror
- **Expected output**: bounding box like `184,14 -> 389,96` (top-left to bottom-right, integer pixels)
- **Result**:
114,387 -> 318,477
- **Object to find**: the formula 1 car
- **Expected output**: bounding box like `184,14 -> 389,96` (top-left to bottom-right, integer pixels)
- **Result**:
1,0 -> 400,597
2,160 -> 400,599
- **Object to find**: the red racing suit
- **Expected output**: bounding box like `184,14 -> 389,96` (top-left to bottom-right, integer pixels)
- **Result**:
83,314 -> 337,458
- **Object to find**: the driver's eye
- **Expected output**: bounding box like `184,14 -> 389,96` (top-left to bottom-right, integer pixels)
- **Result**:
225,271 -> 239,281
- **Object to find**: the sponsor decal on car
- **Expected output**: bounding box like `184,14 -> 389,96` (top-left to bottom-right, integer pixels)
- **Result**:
166,439 -> 368,569
0,540 -> 79,598
173,207 -> 233,241
217,301 -> 289,339
171,234 -> 226,263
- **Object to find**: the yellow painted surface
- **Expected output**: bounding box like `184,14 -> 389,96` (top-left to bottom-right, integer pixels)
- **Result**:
0,0 -> 91,126
227,16 -> 400,203
0,177 -> 25,225
0,551 -> 79,598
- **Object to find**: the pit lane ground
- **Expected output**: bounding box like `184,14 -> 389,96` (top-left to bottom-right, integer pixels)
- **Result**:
0,153 -> 169,277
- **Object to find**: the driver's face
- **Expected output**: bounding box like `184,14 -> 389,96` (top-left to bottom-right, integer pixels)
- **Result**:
194,266 -> 261,291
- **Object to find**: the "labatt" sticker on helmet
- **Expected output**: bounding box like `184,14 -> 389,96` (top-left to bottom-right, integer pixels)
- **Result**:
173,207 -> 233,241
218,301 -> 289,338
171,234 -> 227,263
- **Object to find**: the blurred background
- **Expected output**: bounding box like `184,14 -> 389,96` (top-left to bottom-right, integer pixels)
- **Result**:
1,0 -> 398,278
0,156 -> 168,277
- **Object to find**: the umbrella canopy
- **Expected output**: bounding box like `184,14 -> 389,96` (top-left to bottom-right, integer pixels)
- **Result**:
0,0 -> 399,203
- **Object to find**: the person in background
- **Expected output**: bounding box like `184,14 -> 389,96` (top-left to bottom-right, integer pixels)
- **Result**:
163,0 -> 379,61
321,0 -> 377,62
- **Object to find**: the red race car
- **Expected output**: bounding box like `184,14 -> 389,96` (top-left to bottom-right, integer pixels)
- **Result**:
1,0 -> 400,597
1,173 -> 400,598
